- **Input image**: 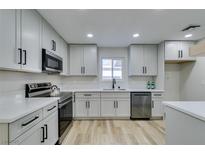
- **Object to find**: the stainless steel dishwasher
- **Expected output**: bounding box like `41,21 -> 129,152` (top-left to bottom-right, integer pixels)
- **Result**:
131,92 -> 151,119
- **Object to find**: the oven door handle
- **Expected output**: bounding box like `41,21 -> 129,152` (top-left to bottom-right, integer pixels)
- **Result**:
58,100 -> 72,109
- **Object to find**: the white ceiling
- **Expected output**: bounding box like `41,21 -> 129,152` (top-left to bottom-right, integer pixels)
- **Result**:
38,9 -> 205,47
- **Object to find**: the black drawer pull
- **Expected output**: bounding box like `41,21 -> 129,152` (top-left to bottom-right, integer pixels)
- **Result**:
154,94 -> 162,96
41,126 -> 45,143
44,124 -> 48,139
47,106 -> 56,112
84,94 -> 92,96
21,116 -> 39,127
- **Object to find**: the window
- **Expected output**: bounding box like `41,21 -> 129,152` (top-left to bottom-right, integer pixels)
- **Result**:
102,58 -> 123,80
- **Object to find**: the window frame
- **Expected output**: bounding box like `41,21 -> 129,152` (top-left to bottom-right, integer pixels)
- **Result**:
101,57 -> 124,81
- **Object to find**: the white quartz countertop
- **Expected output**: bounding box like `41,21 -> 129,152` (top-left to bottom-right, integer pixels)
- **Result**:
0,97 -> 59,123
62,89 -> 164,93
163,101 -> 205,121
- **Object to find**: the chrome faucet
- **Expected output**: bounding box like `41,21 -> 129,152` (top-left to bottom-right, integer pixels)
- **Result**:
112,78 -> 116,90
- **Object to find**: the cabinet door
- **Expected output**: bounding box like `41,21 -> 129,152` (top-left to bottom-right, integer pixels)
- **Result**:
165,41 -> 180,60
152,100 -> 163,117
10,122 -> 44,145
83,45 -> 98,76
21,10 -> 41,72
44,111 -> 58,145
87,99 -> 100,117
101,99 -> 116,117
60,40 -> 68,75
128,45 -> 144,76
180,41 -> 196,61
69,45 -> 84,75
116,99 -> 130,117
0,10 -> 21,70
143,45 -> 158,76
75,99 -> 88,117
42,20 -> 53,51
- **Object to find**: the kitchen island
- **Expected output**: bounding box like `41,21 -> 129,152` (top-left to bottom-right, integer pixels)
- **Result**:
163,101 -> 205,145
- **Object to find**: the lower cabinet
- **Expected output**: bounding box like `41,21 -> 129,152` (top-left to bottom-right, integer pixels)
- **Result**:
10,110 -> 58,145
101,99 -> 130,118
151,92 -> 164,118
75,99 -> 100,118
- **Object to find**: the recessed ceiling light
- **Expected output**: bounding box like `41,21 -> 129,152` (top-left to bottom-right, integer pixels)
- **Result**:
133,33 -> 140,38
185,34 -> 193,38
87,33 -> 93,38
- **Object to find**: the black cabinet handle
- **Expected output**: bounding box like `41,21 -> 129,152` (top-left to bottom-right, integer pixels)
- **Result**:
23,50 -> 26,65
47,106 -> 56,112
84,94 -> 92,96
21,116 -> 39,127
52,40 -> 56,51
18,48 -> 22,64
145,67 -> 147,74
142,67 -> 144,74
181,50 -> 183,58
41,127 -> 45,143
44,124 -> 48,139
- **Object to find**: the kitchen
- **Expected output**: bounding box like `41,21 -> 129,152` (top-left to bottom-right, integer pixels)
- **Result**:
1,8 -> 205,146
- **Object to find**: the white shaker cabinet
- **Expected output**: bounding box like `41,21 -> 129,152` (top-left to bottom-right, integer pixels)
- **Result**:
20,10 -> 42,72
128,45 -> 144,76
69,45 -> 84,75
42,20 -> 61,56
0,10 -> 20,70
101,92 -> 130,118
75,100 -> 88,117
0,10 -> 42,72
10,110 -> 58,145
101,99 -> 116,117
83,45 -> 98,75
151,92 -> 164,118
60,39 -> 69,75
165,41 -> 196,62
143,45 -> 158,76
69,45 -> 98,76
128,45 -> 158,76
74,92 -> 101,118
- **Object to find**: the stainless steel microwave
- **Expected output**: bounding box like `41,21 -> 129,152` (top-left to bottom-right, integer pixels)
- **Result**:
42,49 -> 63,73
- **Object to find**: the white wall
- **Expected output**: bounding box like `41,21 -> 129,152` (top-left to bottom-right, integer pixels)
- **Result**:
0,70 -> 61,97
180,57 -> 205,101
164,64 -> 181,101
61,47 -> 154,90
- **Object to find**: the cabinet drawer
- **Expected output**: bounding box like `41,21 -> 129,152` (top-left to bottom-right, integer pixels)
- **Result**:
43,102 -> 58,118
9,109 -> 43,142
75,92 -> 100,99
101,92 -> 130,99
152,92 -> 163,99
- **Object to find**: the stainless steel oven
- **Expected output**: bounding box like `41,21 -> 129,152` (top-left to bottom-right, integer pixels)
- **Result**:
42,49 -> 63,73
58,94 -> 73,144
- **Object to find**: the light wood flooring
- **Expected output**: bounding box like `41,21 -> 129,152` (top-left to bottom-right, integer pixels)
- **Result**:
62,120 -> 165,145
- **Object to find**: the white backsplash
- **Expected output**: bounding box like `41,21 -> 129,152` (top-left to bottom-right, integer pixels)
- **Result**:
0,70 -> 61,97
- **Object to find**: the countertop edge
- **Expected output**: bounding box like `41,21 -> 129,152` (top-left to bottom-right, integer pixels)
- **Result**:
163,101 -> 205,122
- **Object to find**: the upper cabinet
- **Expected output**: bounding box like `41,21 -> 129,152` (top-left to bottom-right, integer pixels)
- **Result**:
60,38 -> 69,75
0,9 -> 42,72
165,41 -> 196,63
19,10 -> 42,72
69,45 -> 98,76
0,10 -> 20,70
128,44 -> 158,76
42,20 -> 61,56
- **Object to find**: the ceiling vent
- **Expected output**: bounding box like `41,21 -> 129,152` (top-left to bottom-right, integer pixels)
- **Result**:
182,25 -> 201,31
